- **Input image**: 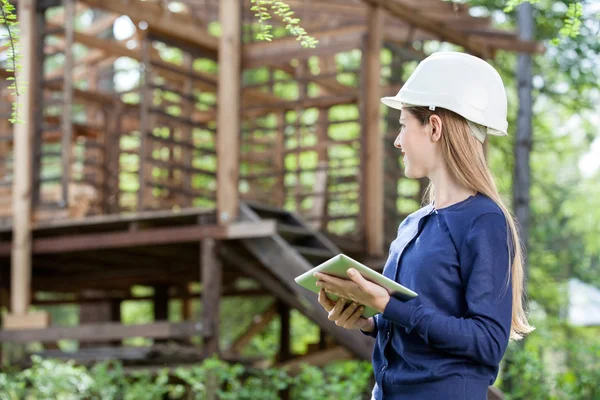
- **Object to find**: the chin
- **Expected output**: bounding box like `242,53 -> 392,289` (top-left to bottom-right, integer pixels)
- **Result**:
404,166 -> 426,180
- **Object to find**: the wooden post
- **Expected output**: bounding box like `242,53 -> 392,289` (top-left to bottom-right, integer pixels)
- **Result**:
10,0 -> 34,316
61,0 -> 74,207
277,300 -> 291,362
31,10 -> 45,208
5,0 -> 49,330
154,284 -> 169,344
216,0 -> 241,224
201,238 -> 221,356
138,33 -> 152,211
384,48 -> 404,243
362,4 -> 384,256
154,285 -> 169,321
278,299 -> 291,400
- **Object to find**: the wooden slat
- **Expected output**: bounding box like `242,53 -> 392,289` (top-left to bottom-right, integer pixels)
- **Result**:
0,321 -> 205,343
0,221 -> 277,256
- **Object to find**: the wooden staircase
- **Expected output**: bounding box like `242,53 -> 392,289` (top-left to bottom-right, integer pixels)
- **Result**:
231,201 -> 374,361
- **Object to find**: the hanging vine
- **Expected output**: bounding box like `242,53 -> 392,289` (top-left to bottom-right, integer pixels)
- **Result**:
0,0 -> 21,124
250,0 -> 318,48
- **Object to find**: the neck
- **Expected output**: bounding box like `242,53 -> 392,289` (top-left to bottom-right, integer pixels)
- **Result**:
428,166 -> 476,209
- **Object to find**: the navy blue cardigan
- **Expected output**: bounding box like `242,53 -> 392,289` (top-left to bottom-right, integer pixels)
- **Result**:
362,193 -> 513,400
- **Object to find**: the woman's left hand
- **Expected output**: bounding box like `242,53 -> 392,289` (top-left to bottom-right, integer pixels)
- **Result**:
314,268 -> 391,313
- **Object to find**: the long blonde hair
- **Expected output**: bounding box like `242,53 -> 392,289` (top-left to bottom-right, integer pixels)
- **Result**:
405,105 -> 535,341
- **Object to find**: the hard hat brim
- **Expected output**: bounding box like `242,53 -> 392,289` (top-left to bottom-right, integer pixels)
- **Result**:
380,97 -> 404,111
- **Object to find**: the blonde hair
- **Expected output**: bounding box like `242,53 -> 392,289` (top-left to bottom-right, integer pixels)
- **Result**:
405,105 -> 535,341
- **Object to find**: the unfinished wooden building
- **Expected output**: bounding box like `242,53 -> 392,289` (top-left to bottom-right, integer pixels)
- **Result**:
0,0 -> 540,387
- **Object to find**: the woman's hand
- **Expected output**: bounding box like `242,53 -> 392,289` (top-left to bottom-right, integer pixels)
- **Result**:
317,288 -> 374,331
314,268 -> 391,313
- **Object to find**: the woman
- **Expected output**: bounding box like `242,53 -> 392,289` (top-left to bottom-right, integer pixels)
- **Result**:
313,52 -> 535,400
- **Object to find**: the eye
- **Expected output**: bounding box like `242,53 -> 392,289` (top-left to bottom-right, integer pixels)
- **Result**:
399,124 -> 405,131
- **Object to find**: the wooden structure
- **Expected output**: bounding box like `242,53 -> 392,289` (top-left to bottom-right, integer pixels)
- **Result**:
0,0 -> 539,391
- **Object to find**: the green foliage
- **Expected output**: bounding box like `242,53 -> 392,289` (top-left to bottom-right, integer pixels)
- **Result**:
0,356 -> 374,399
0,0 -> 22,123
250,0 -> 318,48
500,0 -> 585,43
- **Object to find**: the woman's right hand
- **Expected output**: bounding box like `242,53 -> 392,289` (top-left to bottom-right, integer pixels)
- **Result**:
317,288 -> 374,331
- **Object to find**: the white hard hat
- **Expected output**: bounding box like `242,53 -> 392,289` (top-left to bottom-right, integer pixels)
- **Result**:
380,51 -> 508,142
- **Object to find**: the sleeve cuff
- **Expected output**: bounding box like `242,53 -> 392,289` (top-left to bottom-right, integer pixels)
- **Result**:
382,296 -> 420,328
360,315 -> 378,338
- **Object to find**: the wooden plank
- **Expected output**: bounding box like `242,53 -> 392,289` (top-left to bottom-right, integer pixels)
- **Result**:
0,321 -> 205,343
201,238 -> 221,356
0,221 -> 277,256
362,5 -> 384,257
216,0 -> 241,225
11,0 -> 38,316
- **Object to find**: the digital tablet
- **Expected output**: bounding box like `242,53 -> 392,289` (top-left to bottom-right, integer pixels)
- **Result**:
294,254 -> 418,318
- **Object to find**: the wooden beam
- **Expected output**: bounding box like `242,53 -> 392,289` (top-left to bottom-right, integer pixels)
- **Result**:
201,238 -> 221,356
0,321 -> 205,343
79,0 -> 218,57
242,25 -> 366,69
216,0 -> 241,225
362,5 -> 384,257
11,0 -> 37,316
0,221 -> 277,256
364,0 -> 491,58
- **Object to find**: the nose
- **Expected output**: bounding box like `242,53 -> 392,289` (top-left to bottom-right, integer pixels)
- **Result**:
394,134 -> 401,149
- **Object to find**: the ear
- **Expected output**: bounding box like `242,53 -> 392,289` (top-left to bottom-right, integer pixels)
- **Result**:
428,115 -> 443,142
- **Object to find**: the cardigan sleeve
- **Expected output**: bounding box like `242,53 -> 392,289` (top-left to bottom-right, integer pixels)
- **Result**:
360,315 -> 379,338
381,213 -> 513,366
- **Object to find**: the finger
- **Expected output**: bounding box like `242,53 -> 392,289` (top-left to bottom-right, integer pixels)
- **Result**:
327,297 -> 347,321
318,288 -> 335,311
335,301 -> 360,326
346,268 -> 369,292
344,305 -> 366,329
315,272 -> 345,286
317,281 -> 341,297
